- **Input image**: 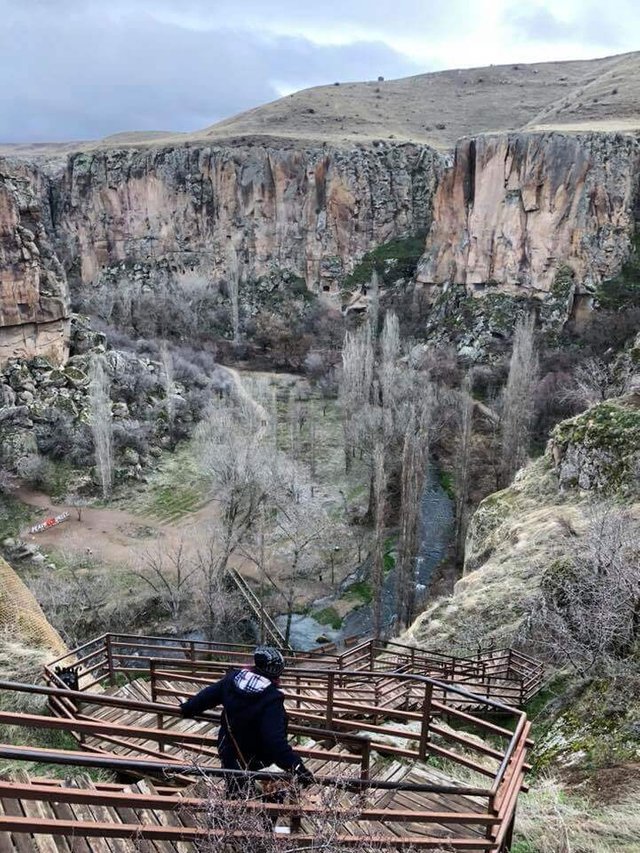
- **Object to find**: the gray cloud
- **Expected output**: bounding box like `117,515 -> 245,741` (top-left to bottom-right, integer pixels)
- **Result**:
0,2 -> 421,142
1,1 -> 638,143
504,1 -> 635,46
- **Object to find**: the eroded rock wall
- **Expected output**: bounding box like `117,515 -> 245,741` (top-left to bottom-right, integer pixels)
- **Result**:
51,143 -> 442,292
0,159 -> 69,366
417,132 -> 640,296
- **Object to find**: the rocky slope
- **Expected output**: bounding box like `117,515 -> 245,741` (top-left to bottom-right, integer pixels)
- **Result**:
404,384 -> 640,648
0,159 -> 69,366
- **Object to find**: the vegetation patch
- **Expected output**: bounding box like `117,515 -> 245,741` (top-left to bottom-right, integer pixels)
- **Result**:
552,400 -> 640,492
313,606 -> 343,629
343,580 -> 373,605
438,469 -> 455,500
343,234 -> 426,292
146,484 -> 202,521
0,495 -> 36,543
596,233 -> 640,310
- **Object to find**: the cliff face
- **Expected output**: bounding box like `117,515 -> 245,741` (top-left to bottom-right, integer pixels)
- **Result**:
417,132 -> 640,296
51,143 -> 441,292
0,159 -> 69,366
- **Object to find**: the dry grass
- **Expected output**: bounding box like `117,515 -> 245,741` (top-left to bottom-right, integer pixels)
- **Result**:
2,52 -> 638,158
515,775 -> 640,853
0,631 -> 50,713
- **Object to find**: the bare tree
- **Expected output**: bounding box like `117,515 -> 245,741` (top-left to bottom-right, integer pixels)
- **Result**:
227,248 -> 241,345
273,500 -> 330,644
563,356 -> 621,410
396,407 -> 430,630
454,377 -> 474,565
192,530 -> 244,640
533,503 -> 640,675
89,355 -> 113,499
500,314 -> 539,487
197,400 -> 274,570
339,326 -> 373,472
368,269 -> 380,339
372,441 -> 387,640
134,541 -> 197,622
159,340 -> 175,432
379,311 -> 401,448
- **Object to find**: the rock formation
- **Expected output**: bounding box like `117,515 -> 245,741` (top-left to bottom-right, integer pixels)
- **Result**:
1,127 -> 640,365
417,132 -> 640,297
0,159 -> 69,367
51,142 -> 441,294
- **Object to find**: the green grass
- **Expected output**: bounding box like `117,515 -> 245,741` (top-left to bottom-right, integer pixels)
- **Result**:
0,494 -> 36,542
343,580 -> 373,605
122,441 -> 209,521
438,469 -> 455,500
146,484 -> 202,520
313,607 -> 343,630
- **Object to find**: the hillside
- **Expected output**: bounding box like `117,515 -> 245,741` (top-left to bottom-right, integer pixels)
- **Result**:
1,51 -> 638,160
198,51 -> 640,149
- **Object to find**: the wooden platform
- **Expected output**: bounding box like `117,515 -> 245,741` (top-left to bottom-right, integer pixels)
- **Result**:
0,634 -> 533,850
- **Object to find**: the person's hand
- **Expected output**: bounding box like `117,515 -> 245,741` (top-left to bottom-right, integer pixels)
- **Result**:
293,763 -> 314,787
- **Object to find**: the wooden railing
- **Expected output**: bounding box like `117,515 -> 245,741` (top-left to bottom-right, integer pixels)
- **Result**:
227,567 -> 291,649
0,666 -> 531,850
44,633 -> 544,709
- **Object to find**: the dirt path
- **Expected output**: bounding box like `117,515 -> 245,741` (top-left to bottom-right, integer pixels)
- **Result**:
15,485 -> 220,571
13,367 -> 352,608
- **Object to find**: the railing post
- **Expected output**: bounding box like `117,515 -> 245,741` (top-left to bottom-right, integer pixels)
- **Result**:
486,793 -> 498,842
150,661 -> 165,748
410,646 -> 415,670
418,682 -> 433,760
369,640 -> 375,671
105,635 -> 115,686
190,641 -> 196,663
150,659 -> 157,703
296,674 -> 301,710
360,738 -> 371,783
325,672 -> 335,728
501,810 -> 516,851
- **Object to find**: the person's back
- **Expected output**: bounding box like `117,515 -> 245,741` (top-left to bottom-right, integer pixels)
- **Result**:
180,646 -> 313,793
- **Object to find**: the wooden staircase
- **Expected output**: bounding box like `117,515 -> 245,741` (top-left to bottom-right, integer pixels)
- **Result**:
0,634 -> 538,850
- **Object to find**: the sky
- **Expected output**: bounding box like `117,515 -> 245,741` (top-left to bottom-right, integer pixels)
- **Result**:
1,0 -> 639,143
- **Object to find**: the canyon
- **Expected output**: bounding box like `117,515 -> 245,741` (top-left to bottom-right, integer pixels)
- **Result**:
1,52 -> 639,365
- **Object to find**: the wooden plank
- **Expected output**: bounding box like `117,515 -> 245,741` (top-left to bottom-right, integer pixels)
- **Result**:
19,797 -> 69,853
0,798 -> 38,853
49,802 -> 92,853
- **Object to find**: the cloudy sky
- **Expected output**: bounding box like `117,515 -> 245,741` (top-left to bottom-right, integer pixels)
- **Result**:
1,0 -> 639,142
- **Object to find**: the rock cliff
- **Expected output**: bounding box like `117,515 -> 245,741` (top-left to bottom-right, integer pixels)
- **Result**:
0,159 -> 69,367
50,142 -> 441,294
417,132 -> 640,297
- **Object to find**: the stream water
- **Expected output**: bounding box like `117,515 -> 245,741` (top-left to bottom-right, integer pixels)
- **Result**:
275,463 -> 454,650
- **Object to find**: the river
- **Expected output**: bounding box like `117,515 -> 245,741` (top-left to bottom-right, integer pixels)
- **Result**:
275,462 -> 454,650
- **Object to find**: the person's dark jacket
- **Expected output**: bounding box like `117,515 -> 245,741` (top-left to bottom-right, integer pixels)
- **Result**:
180,668 -> 304,773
